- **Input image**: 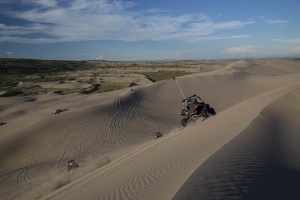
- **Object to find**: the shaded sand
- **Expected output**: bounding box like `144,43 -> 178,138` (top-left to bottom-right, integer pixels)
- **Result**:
0,58 -> 300,200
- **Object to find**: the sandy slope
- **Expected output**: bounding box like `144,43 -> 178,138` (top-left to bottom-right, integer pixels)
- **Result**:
173,88 -> 300,200
1,58 -> 300,200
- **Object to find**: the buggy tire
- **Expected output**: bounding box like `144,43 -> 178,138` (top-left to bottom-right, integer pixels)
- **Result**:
201,108 -> 209,118
210,108 -> 216,115
205,104 -> 211,110
181,118 -> 188,127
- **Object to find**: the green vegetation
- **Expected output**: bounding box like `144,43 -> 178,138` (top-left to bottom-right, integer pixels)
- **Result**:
98,82 -> 131,92
81,82 -> 131,94
0,58 -> 95,75
27,75 -> 69,83
0,58 -> 90,90
53,88 -> 82,95
141,70 -> 191,82
0,58 -> 210,96
1,86 -> 55,96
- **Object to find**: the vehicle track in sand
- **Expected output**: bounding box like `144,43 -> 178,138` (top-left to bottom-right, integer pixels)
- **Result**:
107,90 -> 146,147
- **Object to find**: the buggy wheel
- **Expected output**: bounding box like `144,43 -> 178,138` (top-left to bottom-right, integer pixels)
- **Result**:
181,118 -> 188,127
210,108 -> 216,115
201,108 -> 209,118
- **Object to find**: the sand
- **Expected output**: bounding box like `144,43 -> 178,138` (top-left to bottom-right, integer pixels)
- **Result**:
1,58 -> 300,200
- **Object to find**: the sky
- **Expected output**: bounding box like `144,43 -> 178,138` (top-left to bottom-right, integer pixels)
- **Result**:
0,0 -> 300,61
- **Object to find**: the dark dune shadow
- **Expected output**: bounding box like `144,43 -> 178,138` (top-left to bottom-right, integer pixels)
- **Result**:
246,167 -> 300,200
60,108 -> 68,113
52,108 -> 68,114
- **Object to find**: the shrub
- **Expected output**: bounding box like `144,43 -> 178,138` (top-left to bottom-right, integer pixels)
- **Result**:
141,70 -> 190,82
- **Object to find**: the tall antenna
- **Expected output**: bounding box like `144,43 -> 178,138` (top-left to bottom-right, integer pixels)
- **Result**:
172,77 -> 186,99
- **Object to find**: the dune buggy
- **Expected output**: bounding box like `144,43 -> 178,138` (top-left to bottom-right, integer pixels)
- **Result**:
180,94 -> 216,127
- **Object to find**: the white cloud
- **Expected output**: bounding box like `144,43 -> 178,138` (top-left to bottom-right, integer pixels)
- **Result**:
29,0 -> 58,7
96,55 -> 104,60
189,35 -> 251,42
6,51 -> 13,55
264,19 -> 288,26
271,38 -> 300,44
0,35 -> 60,43
225,46 -> 291,58
290,47 -> 300,54
0,23 -> 48,35
0,0 -> 254,44
284,47 -> 300,55
225,46 -> 261,54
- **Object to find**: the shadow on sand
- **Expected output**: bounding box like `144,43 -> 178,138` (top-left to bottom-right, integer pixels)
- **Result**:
246,167 -> 300,200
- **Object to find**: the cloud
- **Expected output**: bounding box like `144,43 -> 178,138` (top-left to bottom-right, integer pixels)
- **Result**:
6,51 -> 13,55
0,23 -> 48,36
0,0 -> 254,44
271,38 -> 300,44
225,46 -> 261,54
96,55 -> 104,60
28,0 -> 58,7
290,47 -> 300,54
264,19 -> 288,26
0,35 -> 59,43
189,35 -> 250,42
284,47 -> 300,55
225,45 -> 300,58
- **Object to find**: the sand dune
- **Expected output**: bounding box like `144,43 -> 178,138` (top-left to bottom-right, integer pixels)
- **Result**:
173,88 -> 300,200
1,58 -> 300,200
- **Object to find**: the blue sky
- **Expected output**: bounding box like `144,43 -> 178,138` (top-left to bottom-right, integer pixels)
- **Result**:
0,0 -> 300,61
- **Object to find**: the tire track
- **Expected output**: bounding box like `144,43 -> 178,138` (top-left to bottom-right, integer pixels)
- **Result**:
39,117 -> 80,162
92,104 -> 113,155
15,165 -> 35,188
49,109 -> 97,168
71,95 -> 88,104
108,91 -> 144,147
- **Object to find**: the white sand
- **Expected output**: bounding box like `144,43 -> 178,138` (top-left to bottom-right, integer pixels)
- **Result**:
1,58 -> 300,200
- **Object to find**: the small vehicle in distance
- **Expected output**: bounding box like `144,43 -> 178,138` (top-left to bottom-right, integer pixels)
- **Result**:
154,132 -> 162,139
52,109 -> 62,114
67,160 -> 79,172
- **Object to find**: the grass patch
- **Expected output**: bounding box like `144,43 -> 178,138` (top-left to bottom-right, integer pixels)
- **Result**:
26,75 -> 68,83
81,82 -> 131,94
53,88 -> 82,95
0,58 -> 95,92
0,58 -> 95,75
0,81 -> 132,96
98,82 -> 131,92
1,86 -> 55,96
141,70 -> 190,82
